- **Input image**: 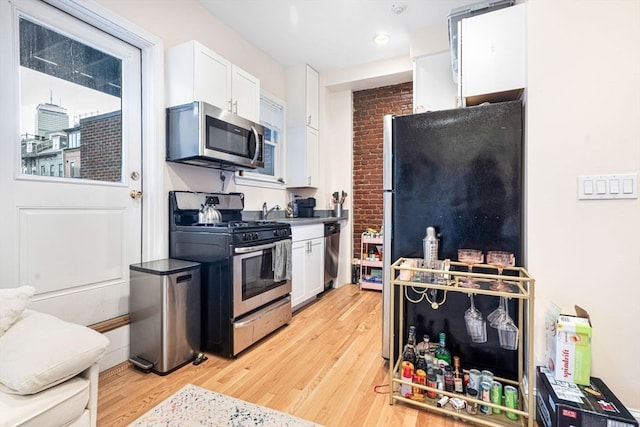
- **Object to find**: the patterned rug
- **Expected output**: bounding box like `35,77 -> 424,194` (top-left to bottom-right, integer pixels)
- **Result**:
128,384 -> 322,427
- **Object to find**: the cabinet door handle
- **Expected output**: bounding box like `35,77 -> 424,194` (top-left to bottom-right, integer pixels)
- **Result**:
233,100 -> 238,115
228,99 -> 233,113
307,115 -> 312,125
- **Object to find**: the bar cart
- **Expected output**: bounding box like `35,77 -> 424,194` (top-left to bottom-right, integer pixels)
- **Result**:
389,258 -> 535,427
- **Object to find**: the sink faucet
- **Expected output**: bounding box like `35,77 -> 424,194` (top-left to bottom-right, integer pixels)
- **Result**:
261,202 -> 280,219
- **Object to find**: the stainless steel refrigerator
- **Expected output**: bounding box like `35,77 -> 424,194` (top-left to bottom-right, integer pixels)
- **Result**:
382,101 -> 523,378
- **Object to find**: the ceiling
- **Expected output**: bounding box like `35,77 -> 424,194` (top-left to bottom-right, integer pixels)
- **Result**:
197,0 -> 478,73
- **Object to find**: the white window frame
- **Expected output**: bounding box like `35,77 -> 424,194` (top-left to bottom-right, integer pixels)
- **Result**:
234,90 -> 286,189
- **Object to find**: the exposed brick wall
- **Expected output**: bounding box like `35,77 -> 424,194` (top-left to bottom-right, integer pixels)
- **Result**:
352,83 -> 413,259
80,111 -> 122,182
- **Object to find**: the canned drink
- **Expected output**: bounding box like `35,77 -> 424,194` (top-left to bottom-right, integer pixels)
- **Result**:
504,385 -> 519,420
490,381 -> 503,414
481,369 -> 494,385
479,381 -> 492,414
468,369 -> 481,391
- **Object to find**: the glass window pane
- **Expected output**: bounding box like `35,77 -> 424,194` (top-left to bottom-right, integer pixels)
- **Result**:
19,17 -> 123,183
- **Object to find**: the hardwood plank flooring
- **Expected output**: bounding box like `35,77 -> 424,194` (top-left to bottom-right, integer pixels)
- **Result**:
97,284 -> 468,426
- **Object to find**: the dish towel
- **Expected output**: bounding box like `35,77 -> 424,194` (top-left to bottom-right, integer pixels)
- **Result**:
272,239 -> 292,282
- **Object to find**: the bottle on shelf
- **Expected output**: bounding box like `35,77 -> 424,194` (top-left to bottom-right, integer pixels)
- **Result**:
415,334 -> 430,353
453,356 -> 464,394
444,366 -> 455,393
400,365 -> 413,398
402,325 -> 417,367
415,349 -> 429,373
435,332 -> 452,368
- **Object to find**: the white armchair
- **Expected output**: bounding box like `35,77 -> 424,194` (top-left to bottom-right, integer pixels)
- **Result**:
0,308 -> 109,427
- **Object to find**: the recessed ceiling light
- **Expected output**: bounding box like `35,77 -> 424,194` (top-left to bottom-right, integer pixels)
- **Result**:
373,33 -> 390,44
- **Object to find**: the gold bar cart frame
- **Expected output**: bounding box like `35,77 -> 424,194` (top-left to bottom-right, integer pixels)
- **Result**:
388,257 -> 535,427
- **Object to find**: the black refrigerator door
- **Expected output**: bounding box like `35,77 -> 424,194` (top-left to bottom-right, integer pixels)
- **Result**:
392,100 -> 523,379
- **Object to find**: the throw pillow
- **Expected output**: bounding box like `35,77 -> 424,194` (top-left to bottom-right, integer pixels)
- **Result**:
0,286 -> 35,337
0,309 -> 110,395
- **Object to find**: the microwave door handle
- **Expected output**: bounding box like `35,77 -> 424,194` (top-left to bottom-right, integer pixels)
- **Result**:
250,126 -> 260,165
234,242 -> 277,254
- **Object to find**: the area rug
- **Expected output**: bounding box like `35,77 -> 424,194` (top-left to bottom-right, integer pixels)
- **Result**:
128,383 -> 322,427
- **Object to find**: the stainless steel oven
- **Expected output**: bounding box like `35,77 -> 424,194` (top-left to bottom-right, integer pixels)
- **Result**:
233,241 -> 291,317
169,191 -> 292,357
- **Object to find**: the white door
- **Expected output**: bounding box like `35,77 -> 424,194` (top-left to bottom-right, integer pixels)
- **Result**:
0,0 -> 142,326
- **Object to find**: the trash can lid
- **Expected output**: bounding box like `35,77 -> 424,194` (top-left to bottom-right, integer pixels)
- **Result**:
130,258 -> 200,275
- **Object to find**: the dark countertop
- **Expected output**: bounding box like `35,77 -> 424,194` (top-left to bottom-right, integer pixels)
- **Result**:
243,209 -> 348,226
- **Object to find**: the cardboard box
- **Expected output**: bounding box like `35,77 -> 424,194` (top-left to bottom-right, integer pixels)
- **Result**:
545,305 -> 592,385
536,366 -> 638,427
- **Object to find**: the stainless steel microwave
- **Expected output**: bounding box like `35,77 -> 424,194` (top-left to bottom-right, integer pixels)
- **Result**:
166,101 -> 264,170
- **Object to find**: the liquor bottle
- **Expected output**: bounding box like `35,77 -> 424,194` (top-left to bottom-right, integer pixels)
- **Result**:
453,356 -> 464,394
444,366 -> 455,393
415,349 -> 429,373
400,365 -> 413,398
402,326 -> 417,366
435,332 -> 452,368
415,334 -> 430,353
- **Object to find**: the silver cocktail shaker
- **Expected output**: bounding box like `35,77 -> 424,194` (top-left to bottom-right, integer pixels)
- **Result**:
423,226 -> 439,269
423,227 -> 439,284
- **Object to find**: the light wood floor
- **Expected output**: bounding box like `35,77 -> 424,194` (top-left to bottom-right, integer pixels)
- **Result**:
97,284 -> 468,426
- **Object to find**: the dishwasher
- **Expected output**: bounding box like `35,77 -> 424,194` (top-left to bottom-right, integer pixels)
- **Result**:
324,222 -> 340,289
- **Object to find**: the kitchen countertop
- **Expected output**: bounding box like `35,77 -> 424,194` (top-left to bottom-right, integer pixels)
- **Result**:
243,209 -> 348,226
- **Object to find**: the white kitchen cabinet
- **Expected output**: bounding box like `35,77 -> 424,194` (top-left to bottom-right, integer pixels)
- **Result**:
287,64 -> 319,130
166,40 -> 260,122
290,224 -> 324,310
286,64 -> 319,188
413,52 -> 457,113
287,125 -> 319,188
230,65 -> 260,123
460,3 -> 526,106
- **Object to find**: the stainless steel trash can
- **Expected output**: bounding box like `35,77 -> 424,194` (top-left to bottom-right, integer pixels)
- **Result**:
129,259 -> 200,375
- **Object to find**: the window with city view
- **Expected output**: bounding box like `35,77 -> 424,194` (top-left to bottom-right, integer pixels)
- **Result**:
19,17 -> 123,182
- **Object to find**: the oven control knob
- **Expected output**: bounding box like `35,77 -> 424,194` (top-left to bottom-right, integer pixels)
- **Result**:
253,232 -> 259,240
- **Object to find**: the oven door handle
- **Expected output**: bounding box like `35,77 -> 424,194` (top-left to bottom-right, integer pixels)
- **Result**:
234,242 -> 278,254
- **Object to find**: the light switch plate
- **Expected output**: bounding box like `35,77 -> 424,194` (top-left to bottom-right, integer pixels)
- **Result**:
578,174 -> 638,200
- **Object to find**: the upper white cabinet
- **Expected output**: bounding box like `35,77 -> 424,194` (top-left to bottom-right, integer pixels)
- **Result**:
460,3 -> 526,106
413,52 -> 457,112
286,64 -> 320,188
287,64 -> 319,130
287,125 -> 319,188
166,40 -> 260,122
230,66 -> 260,123
305,66 -> 319,130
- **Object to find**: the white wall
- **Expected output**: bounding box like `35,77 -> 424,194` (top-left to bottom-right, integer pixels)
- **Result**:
322,86 -> 353,286
527,0 -> 640,408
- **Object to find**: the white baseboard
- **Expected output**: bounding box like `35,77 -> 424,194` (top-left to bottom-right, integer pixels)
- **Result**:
100,324 -> 130,371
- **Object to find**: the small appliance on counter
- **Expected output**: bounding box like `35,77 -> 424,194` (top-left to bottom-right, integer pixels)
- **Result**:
295,197 -> 316,218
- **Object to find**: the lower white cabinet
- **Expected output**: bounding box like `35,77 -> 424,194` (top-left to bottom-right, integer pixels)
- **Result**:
290,224 -> 324,310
